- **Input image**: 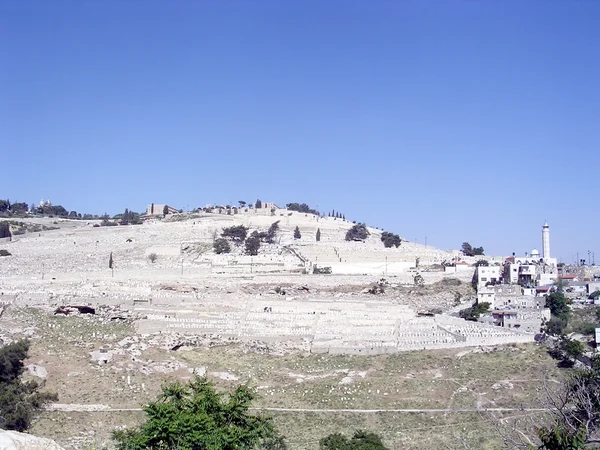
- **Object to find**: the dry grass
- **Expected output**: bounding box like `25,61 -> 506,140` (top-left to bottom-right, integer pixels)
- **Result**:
2,307 -> 562,449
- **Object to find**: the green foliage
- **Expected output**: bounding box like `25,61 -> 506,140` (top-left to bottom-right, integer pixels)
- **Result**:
109,252 -> 114,269
266,221 -> 280,244
313,266 -> 332,274
560,337 -> 584,361
294,226 -> 301,240
459,302 -> 491,321
316,228 -> 321,242
286,203 -> 319,216
543,317 -> 568,336
113,376 -> 278,450
474,259 -> 489,267
221,225 -> 249,244
36,204 -> 68,217
245,232 -> 261,256
319,430 -> 388,450
255,199 -> 262,209
380,232 -> 401,248
213,238 -> 231,255
462,242 -> 484,256
0,221 -> 10,239
0,340 -> 57,431
345,224 -> 369,242
163,205 -> 169,216
546,292 -> 571,325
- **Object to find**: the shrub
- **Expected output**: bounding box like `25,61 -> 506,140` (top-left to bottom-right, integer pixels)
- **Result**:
345,223 -> 369,241
286,203 -> 319,215
147,253 -> 157,263
320,430 -> 388,449
0,221 -> 10,239
0,249 -> 11,257
313,266 -> 332,274
112,376 -> 280,450
221,225 -> 248,244
213,238 -> 231,255
0,340 -> 57,431
316,228 -> 321,242
459,301 -> 491,321
414,273 -> 425,286
294,226 -> 301,239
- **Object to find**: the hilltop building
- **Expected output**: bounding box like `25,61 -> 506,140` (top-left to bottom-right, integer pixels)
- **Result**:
145,204 -> 178,216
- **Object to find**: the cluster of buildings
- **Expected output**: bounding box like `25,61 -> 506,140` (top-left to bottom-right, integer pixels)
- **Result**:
474,222 -> 598,334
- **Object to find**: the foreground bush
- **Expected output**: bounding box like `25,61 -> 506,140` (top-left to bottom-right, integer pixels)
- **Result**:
0,340 -> 57,431
113,376 -> 281,450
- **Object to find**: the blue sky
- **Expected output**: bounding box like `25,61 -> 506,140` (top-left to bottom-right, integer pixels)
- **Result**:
1,1 -> 598,262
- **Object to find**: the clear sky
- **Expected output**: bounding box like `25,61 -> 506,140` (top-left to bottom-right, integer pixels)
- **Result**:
1,1 -> 598,262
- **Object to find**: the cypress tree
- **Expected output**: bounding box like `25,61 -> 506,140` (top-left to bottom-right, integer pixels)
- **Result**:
294,226 -> 301,239
316,228 -> 321,242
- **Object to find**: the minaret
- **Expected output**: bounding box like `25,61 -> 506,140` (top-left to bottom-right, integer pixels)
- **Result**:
542,222 -> 550,260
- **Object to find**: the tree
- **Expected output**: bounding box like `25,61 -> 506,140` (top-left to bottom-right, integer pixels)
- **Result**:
221,225 -> 249,244
345,224 -> 369,241
0,340 -> 57,431
535,357 -> 600,448
109,252 -> 114,269
316,228 -> 321,242
285,203 -> 319,216
163,205 -> 169,216
113,376 -> 280,450
213,238 -> 231,255
380,232 -> 401,248
546,292 -> 571,323
459,302 -> 491,321
294,226 -> 301,240
560,337 -> 585,362
239,200 -> 246,208
255,199 -> 262,209
0,221 -> 10,239
266,221 -> 280,244
320,430 -> 388,450
245,233 -> 261,256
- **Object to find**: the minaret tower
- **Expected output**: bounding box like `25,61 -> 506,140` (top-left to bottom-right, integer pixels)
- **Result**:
542,222 -> 550,260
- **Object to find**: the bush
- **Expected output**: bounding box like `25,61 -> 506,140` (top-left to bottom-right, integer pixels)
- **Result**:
0,249 -> 11,257
459,302 -> 491,321
0,340 -> 57,431
345,223 -> 369,241
113,376 -> 280,450
147,253 -> 157,263
221,225 -> 248,244
294,226 -> 301,239
320,430 -> 388,449
380,231 -> 401,248
0,221 -> 10,239
313,266 -> 332,274
213,238 -> 231,255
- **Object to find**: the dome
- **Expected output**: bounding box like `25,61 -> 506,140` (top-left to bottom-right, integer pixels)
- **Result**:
531,249 -> 540,256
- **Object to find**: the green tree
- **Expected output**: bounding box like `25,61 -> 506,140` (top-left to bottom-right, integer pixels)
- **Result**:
560,337 -> 584,362
345,224 -> 369,242
221,225 -> 249,244
316,228 -> 321,242
380,232 -> 401,248
294,226 -> 301,240
213,238 -> 231,255
109,252 -> 114,269
266,221 -> 280,244
459,302 -> 491,321
245,232 -> 261,256
113,376 -> 279,450
546,292 -> 571,322
255,199 -> 262,209
163,205 -> 169,216
0,340 -> 57,431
